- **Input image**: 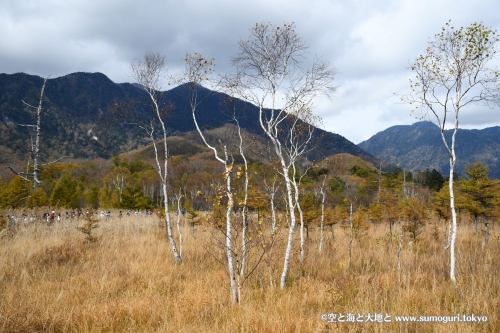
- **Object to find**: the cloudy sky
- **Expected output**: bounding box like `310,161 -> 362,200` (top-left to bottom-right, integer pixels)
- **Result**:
1,0 -> 499,144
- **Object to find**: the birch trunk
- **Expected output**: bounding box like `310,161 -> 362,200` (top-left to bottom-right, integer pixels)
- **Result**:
319,176 -> 327,253
162,182 -> 182,264
224,162 -> 238,304
280,168 -> 298,289
236,119 -> 249,304
176,192 -> 183,257
447,117 -> 458,284
129,53 -> 182,264
187,75 -> 238,303
32,78 -> 47,192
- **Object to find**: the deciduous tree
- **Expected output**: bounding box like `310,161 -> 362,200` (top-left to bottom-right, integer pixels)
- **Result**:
233,22 -> 338,288
403,21 -> 500,283
120,52 -> 182,263
4,76 -> 66,200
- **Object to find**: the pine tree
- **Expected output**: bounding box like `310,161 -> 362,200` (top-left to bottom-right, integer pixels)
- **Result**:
459,162 -> 499,247
50,175 -> 83,209
0,177 -> 29,208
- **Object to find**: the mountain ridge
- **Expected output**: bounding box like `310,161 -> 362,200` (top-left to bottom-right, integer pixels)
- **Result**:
358,121 -> 500,178
0,72 -> 379,168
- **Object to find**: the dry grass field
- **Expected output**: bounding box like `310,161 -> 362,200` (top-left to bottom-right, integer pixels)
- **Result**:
0,211 -> 498,332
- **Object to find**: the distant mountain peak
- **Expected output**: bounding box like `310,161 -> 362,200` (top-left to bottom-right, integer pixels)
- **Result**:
412,120 -> 439,128
358,122 -> 500,178
0,71 -> 379,167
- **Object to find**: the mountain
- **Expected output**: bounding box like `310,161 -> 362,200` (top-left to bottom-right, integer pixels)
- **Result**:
358,121 -> 500,178
0,72 -> 378,166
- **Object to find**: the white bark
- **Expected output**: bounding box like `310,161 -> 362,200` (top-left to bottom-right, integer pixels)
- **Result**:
264,176 -> 279,234
232,23 -> 337,288
31,79 -> 46,192
130,53 -> 181,264
235,118 -> 249,303
176,191 -> 184,257
193,105 -> 238,303
292,163 -> 307,261
181,55 -> 238,303
112,174 -> 127,204
318,175 -> 327,253
403,22 -> 500,283
6,77 -> 67,192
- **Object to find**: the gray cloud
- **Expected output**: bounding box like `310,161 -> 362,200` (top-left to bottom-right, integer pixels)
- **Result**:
1,0 -> 499,144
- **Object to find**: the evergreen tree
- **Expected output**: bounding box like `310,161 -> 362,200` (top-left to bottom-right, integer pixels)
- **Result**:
50,174 -> 83,209
0,177 -> 29,208
84,186 -> 100,209
459,162 -> 499,246
432,181 -> 452,223
26,188 -> 50,208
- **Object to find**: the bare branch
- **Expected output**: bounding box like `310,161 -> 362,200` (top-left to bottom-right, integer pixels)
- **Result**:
40,156 -> 68,167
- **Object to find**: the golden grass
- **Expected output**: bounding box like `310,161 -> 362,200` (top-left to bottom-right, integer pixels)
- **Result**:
0,213 -> 498,332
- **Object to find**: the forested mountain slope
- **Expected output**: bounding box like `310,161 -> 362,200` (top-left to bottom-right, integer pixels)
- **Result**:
358,121 -> 500,178
0,72 -> 377,165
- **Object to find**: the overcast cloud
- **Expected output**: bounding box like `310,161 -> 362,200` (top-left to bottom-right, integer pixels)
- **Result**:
1,0 -> 499,143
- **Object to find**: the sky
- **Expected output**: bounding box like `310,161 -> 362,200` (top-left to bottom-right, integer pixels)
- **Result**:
1,0 -> 499,144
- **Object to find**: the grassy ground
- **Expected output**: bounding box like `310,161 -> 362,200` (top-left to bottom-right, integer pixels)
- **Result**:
0,212 -> 498,332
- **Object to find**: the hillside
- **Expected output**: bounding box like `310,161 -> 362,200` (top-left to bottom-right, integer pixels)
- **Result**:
0,72 -> 378,166
358,121 -> 500,178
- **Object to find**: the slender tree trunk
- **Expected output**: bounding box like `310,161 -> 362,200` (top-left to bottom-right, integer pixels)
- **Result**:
348,202 -> 353,274
224,161 -> 238,304
448,156 -> 458,283
280,169 -> 297,289
32,79 -> 46,192
319,176 -> 326,253
190,91 -> 237,303
236,121 -> 249,304
163,183 -> 182,264
268,178 -> 278,234
291,165 -> 305,261
296,191 -> 305,261
270,191 -> 277,233
176,191 -> 183,257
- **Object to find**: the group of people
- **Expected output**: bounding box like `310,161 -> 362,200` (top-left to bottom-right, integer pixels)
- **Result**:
1,209 -> 162,227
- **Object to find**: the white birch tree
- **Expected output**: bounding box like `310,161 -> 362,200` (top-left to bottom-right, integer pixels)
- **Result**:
178,53 -> 241,304
402,21 -> 500,283
122,52 -> 182,263
232,23 -> 338,288
5,76 -> 67,194
318,174 -> 328,253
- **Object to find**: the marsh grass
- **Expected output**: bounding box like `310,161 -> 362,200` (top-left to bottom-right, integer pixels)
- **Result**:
0,212 -> 497,332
